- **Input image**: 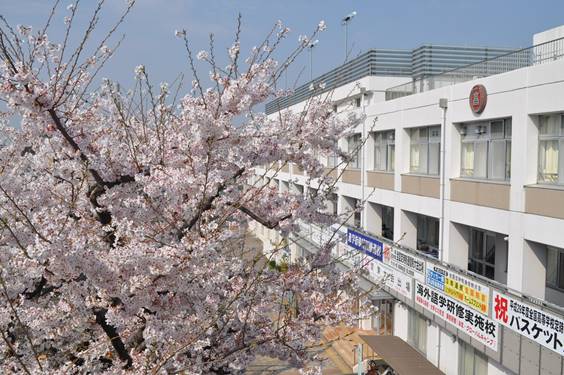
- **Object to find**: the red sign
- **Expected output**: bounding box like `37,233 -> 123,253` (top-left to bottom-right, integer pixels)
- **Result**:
469,84 -> 487,114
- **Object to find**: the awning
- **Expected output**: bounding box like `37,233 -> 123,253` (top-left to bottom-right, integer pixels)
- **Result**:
359,335 -> 444,375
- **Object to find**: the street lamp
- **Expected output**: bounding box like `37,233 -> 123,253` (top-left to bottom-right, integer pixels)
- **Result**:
342,11 -> 357,62
308,39 -> 318,81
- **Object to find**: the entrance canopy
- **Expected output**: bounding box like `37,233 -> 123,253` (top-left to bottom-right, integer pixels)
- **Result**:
360,335 -> 444,375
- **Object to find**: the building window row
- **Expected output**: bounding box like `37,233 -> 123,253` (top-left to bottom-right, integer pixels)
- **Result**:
318,113 -> 564,187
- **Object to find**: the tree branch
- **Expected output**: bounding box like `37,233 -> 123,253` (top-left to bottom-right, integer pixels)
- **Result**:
93,308 -> 132,369
237,205 -> 291,229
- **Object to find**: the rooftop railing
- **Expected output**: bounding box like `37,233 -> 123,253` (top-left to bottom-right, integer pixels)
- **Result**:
265,49 -> 412,115
385,36 -> 564,101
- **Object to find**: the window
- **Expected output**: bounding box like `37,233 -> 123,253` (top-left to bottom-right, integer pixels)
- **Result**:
373,130 -> 395,172
382,206 -> 394,241
416,214 -> 439,258
355,97 -> 361,108
546,245 -> 564,291
460,118 -> 511,180
408,310 -> 427,354
459,340 -> 488,375
326,140 -> 339,168
326,153 -> 338,168
354,210 -> 361,228
327,193 -> 338,216
347,134 -> 362,169
293,183 -> 304,196
410,126 -> 441,175
468,228 -> 496,280
538,114 -> 564,184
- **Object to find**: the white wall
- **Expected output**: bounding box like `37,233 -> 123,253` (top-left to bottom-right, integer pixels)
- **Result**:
438,330 -> 459,375
393,301 -> 408,341
533,24 -> 564,45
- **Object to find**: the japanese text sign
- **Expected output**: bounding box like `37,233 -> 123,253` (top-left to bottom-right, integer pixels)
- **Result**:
347,229 -> 383,262
493,291 -> 564,356
416,281 -> 498,351
370,262 -> 413,300
426,263 -> 490,314
383,244 -> 426,282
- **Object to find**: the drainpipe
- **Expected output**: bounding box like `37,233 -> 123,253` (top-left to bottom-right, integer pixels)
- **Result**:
438,98 -> 448,263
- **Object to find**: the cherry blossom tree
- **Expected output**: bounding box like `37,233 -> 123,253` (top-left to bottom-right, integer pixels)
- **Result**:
0,2 -> 365,373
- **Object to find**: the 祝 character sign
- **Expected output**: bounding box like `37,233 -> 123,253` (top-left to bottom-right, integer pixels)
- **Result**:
493,291 -> 564,356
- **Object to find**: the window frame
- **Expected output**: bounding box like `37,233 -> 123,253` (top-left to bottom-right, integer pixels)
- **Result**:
416,214 -> 440,258
409,125 -> 441,175
546,245 -> 564,292
460,118 -> 512,181
468,228 -> 496,280
538,114 -> 564,184
347,134 -> 362,169
373,130 -> 395,172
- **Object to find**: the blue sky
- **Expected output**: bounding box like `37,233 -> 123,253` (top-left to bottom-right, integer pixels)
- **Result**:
2,0 -> 564,91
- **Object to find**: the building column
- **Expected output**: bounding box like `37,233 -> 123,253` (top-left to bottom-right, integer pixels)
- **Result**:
365,202 -> 383,236
398,210 -> 417,249
445,222 -> 469,269
507,230 -> 547,299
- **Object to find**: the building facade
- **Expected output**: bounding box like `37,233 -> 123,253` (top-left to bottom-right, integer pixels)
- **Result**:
254,25 -> 564,374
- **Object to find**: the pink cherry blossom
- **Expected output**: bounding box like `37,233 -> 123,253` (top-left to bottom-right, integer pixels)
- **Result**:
0,3 -> 365,373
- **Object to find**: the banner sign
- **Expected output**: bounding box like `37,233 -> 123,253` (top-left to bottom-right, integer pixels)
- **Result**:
493,291 -> 564,356
426,263 -> 490,315
383,244 -> 426,282
347,229 -> 383,262
416,281 -> 498,351
369,260 -> 413,300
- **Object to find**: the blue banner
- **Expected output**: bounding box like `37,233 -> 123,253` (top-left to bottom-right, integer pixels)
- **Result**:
346,228 -> 383,262
426,269 -> 445,290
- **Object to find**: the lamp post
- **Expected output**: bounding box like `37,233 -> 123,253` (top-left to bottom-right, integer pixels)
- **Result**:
438,98 -> 448,262
308,39 -> 318,82
342,11 -> 357,62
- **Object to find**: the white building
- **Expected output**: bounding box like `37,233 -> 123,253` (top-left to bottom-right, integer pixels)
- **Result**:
254,25 -> 564,374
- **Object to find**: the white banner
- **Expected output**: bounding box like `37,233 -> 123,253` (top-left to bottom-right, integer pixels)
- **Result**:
416,281 -> 498,351
368,259 -> 413,300
383,244 -> 426,282
493,291 -> 564,356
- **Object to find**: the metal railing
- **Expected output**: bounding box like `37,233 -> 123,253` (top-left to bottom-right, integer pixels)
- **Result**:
265,49 -> 412,115
385,36 -> 564,100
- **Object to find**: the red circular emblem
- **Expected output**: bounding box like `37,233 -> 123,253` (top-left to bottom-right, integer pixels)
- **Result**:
469,84 -> 487,114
